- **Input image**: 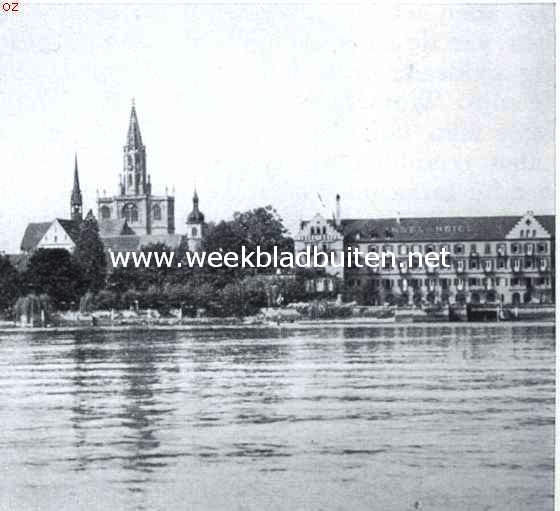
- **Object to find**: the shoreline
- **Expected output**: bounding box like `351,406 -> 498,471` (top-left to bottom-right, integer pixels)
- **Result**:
0,318 -> 554,334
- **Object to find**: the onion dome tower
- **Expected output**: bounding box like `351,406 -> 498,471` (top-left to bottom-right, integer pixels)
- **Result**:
186,189 -> 205,251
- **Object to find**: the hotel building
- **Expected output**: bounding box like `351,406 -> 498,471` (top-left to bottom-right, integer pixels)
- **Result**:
294,196 -> 555,305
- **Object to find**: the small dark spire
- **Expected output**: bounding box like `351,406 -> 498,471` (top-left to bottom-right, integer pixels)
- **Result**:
71,153 -> 83,222
71,153 -> 82,206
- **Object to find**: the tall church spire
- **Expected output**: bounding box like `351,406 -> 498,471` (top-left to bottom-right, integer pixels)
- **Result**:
71,153 -> 83,222
127,98 -> 143,148
122,99 -> 147,196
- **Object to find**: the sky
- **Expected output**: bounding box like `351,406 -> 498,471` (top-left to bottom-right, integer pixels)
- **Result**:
0,3 -> 555,252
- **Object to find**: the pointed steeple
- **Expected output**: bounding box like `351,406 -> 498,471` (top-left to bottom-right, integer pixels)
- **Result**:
126,98 -> 143,148
122,99 -> 148,196
71,153 -> 83,222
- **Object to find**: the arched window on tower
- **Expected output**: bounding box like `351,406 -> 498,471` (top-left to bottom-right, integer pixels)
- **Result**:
101,206 -> 111,219
191,227 -> 198,237
128,174 -> 133,187
122,203 -> 138,223
152,204 -> 161,221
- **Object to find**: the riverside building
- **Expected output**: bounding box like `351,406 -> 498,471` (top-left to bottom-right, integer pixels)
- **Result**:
294,196 -> 555,305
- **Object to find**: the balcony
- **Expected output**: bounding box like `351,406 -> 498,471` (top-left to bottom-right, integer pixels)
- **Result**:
511,260 -> 522,273
483,261 -> 493,274
398,260 -> 409,274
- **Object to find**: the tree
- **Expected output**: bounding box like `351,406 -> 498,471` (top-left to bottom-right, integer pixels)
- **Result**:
23,249 -> 83,308
74,210 -> 107,293
202,205 -> 293,280
137,242 -> 177,290
0,255 -> 21,313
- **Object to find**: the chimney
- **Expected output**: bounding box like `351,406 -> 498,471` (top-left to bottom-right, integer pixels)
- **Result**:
335,194 -> 341,227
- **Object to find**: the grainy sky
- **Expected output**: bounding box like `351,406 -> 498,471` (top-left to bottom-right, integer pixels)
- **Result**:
0,3 -> 554,252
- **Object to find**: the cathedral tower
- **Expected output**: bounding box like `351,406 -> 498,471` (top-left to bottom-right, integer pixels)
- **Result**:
122,100 -> 148,196
97,100 -> 175,236
70,153 -> 83,223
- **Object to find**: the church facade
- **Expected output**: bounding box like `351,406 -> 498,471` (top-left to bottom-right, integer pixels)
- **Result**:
96,102 -> 205,253
21,102 -> 206,256
97,102 -> 176,237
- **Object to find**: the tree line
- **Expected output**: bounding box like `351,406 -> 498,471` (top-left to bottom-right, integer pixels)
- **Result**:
0,206 -> 337,318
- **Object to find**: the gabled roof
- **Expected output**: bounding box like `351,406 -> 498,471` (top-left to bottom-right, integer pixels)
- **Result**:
535,215 -> 555,236
55,219 -> 81,242
341,215 -> 555,243
20,222 -> 51,251
21,218 -> 82,252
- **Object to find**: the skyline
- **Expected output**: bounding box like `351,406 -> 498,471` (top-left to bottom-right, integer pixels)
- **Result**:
1,3 -> 554,252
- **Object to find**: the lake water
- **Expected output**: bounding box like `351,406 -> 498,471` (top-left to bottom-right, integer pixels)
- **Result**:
0,324 -> 554,511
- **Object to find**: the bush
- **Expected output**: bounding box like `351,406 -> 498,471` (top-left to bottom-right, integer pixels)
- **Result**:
94,290 -> 119,310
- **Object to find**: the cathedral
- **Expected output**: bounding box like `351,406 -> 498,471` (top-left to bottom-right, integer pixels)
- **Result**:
21,102 -> 206,255
97,101 -> 175,237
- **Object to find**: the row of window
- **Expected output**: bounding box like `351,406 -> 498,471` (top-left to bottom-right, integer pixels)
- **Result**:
309,226 -> 328,236
364,242 -> 549,255
347,276 -> 551,289
346,256 -> 550,271
100,203 -> 164,222
519,228 -> 539,238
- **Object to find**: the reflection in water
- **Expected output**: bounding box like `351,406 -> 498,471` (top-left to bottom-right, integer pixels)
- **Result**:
0,325 -> 554,511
